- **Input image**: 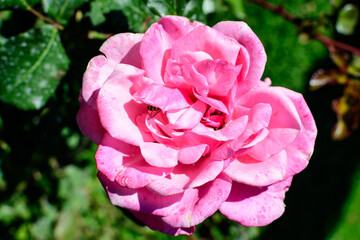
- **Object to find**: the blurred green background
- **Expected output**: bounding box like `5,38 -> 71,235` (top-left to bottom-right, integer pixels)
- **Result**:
1,0 -> 360,239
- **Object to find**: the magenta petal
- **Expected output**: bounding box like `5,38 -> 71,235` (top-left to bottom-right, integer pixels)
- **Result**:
212,21 -> 266,94
140,16 -> 199,83
172,25 -> 241,65
97,64 -> 153,146
224,150 -> 287,187
131,211 -> 195,236
100,33 -> 143,68
96,133 -> 172,188
77,94 -> 105,145
134,84 -> 190,111
220,177 -> 292,226
281,88 -> 317,178
140,142 -> 179,168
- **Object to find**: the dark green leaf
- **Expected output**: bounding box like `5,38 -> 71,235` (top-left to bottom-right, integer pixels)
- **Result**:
0,24 -> 69,110
147,0 -> 176,16
0,0 -> 39,9
183,0 -> 205,22
41,0 -> 88,25
336,4 -> 359,35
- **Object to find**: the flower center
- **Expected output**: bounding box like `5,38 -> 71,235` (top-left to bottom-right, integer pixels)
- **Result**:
201,107 -> 225,130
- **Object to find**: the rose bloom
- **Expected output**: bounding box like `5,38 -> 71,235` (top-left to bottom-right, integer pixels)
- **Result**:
77,16 -> 317,235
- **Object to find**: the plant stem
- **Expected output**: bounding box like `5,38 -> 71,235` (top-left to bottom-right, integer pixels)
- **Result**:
247,0 -> 360,55
21,0 -> 64,30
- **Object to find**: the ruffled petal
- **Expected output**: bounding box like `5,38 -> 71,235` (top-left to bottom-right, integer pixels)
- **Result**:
166,100 -> 207,130
76,93 -> 105,144
140,16 -> 199,83
134,84 -> 191,111
100,33 -> 143,68
147,157 -> 224,196
171,25 -> 241,65
97,64 -> 153,146
162,175 -> 232,228
140,142 -> 179,168
220,177 -> 292,226
131,211 -> 195,236
212,21 -> 266,94
224,150 -> 287,187
178,144 -> 209,164
81,55 -> 115,110
281,88 -> 317,178
96,133 -> 172,188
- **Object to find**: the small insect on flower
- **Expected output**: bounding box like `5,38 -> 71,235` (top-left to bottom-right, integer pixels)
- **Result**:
147,105 -> 161,118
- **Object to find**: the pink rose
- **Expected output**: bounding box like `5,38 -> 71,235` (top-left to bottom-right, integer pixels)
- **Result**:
77,16 -> 317,235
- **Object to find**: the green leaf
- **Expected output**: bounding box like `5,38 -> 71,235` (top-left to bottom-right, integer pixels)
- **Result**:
225,0 -> 246,19
41,0 -> 88,25
88,1 -> 106,26
336,4 -> 359,35
329,167 -> 360,239
0,24 -> 69,110
147,0 -> 176,16
0,0 -> 39,9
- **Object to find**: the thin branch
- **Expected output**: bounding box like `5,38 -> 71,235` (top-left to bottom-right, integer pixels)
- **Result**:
314,34 -> 360,56
21,0 -> 64,30
248,0 -> 360,55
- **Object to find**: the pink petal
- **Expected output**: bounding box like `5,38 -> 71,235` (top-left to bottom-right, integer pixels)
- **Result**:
171,25 -> 241,65
220,177 -> 292,226
238,87 -> 301,130
178,144 -> 209,164
194,90 -> 229,114
249,128 -> 299,161
96,133 -> 172,188
195,59 -> 241,97
192,115 -> 248,141
131,211 -> 195,236
100,33 -> 143,69
98,172 -> 199,217
181,63 -> 209,95
140,142 -> 179,168
224,150 -> 287,187
140,16 -> 199,83
76,93 -> 105,145
212,21 -> 266,94
134,84 -> 191,111
280,88 -> 317,178
147,157 -> 224,196
81,55 -> 115,110
97,64 -> 152,146
162,174 -> 232,228
166,100 -> 207,130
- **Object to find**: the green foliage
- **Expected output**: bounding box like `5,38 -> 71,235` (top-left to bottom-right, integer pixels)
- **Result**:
336,3 -> 359,35
329,166 -> 360,240
0,24 -> 69,110
41,0 -> 88,25
0,0 -> 40,9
